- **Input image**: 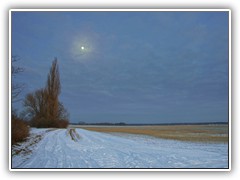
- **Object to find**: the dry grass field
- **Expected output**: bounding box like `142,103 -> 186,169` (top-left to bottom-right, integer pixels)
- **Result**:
70,124 -> 228,143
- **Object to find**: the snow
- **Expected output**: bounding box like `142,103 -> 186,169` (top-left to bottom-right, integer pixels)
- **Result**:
12,128 -> 228,169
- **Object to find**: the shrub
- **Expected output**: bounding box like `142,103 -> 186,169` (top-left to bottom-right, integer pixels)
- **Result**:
57,119 -> 69,128
12,115 -> 29,145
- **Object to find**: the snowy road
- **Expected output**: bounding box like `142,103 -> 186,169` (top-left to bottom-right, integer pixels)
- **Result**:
12,128 -> 228,169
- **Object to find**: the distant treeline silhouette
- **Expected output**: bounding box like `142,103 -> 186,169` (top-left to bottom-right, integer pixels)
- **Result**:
72,121 -> 126,126
71,121 -> 227,126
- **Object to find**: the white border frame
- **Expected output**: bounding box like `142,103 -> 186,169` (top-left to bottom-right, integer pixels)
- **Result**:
9,8 -> 231,172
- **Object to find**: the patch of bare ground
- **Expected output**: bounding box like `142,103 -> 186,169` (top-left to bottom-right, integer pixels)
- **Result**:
67,128 -> 80,142
12,128 -> 57,156
74,124 -> 228,143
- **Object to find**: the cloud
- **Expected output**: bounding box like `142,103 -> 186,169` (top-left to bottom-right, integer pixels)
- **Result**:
12,11 -> 229,123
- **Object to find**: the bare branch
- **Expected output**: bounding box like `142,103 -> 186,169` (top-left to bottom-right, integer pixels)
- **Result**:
11,56 -> 25,103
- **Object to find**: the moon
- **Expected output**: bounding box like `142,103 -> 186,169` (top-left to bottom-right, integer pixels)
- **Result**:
71,34 -> 97,61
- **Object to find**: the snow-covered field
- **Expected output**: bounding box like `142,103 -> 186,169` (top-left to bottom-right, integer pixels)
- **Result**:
11,128 -> 228,169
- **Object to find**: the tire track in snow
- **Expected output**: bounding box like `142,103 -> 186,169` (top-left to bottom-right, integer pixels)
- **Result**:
12,128 -> 228,168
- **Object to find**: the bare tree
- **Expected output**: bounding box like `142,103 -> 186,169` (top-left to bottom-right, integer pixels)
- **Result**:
46,58 -> 61,125
11,56 -> 29,144
12,56 -> 25,103
23,58 -> 69,128
23,88 -> 50,127
23,88 -> 48,119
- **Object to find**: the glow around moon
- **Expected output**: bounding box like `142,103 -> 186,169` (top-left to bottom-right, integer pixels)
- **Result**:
71,34 -> 97,61
73,42 -> 90,54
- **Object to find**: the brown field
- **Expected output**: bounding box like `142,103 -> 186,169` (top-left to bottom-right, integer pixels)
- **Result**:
70,124 -> 229,143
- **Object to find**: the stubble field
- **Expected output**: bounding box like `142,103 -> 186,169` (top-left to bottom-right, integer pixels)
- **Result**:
70,124 -> 228,143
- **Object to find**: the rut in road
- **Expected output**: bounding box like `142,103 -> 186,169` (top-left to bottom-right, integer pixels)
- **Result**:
68,128 -> 81,142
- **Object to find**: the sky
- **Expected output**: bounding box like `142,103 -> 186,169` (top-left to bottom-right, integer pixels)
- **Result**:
11,11 -> 229,124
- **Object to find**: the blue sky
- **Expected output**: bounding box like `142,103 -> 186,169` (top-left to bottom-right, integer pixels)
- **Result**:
11,11 -> 229,124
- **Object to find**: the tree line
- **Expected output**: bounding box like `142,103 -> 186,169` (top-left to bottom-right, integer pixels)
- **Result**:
74,121 -> 126,126
23,58 -> 69,128
12,57 -> 69,144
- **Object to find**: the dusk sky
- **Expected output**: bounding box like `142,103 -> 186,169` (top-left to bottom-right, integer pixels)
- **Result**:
11,11 -> 229,124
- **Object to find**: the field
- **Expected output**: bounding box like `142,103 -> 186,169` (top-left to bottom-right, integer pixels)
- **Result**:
70,124 -> 228,143
12,128 -> 229,168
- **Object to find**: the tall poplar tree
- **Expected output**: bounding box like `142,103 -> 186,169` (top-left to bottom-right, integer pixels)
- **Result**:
23,58 -> 69,128
46,58 -> 61,126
